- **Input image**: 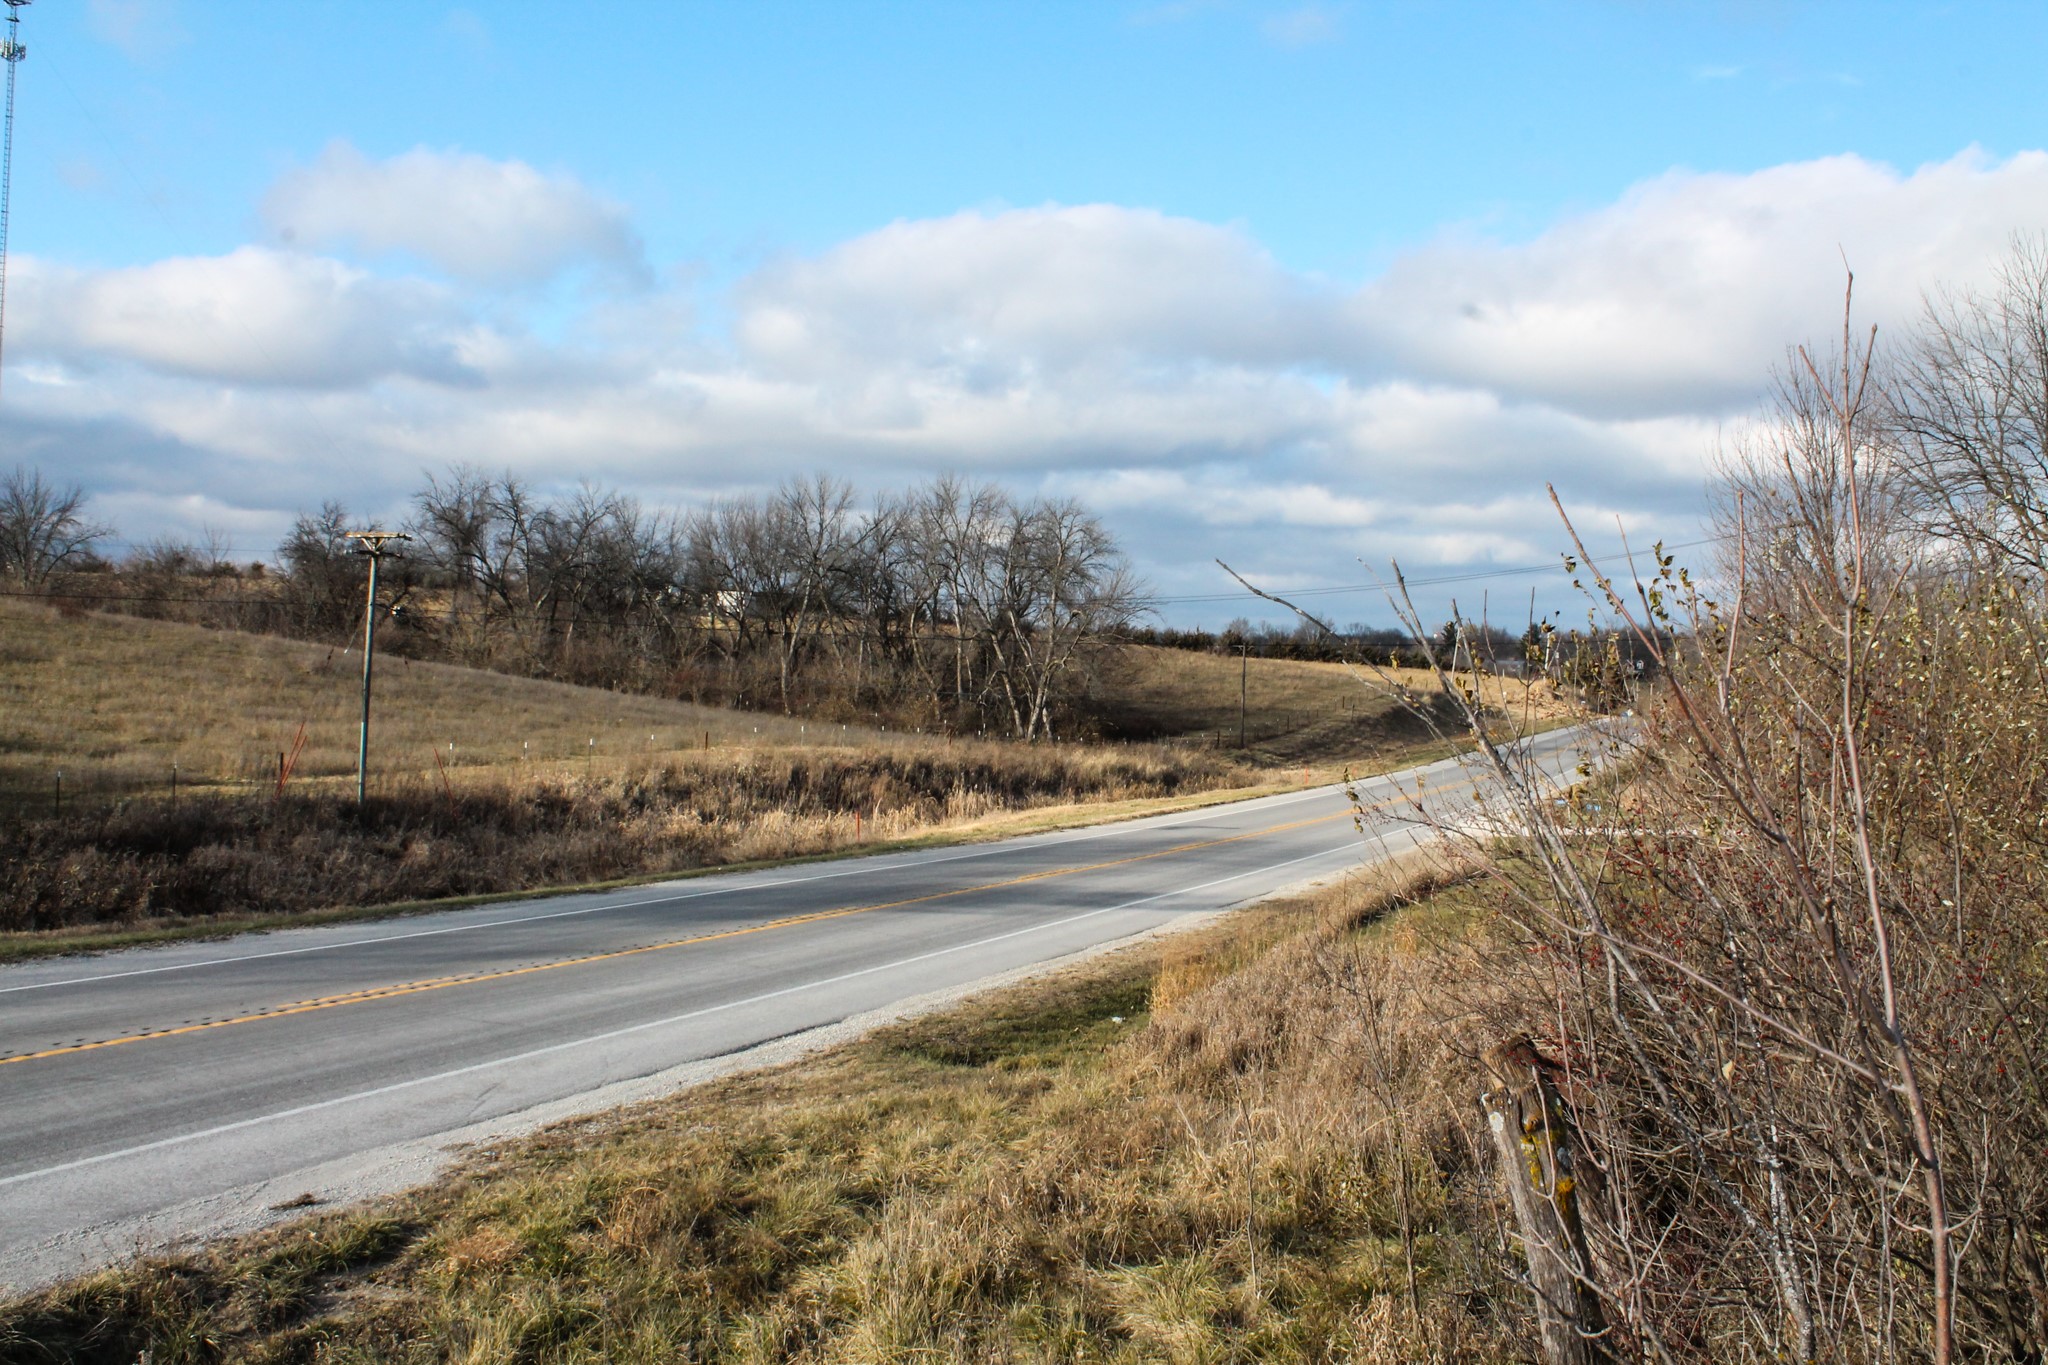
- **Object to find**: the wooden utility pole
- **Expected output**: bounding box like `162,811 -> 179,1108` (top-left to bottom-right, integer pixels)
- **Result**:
1482,1034 -> 1611,1365
347,531 -> 410,806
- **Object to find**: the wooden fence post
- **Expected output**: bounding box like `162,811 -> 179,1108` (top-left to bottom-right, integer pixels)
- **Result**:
1482,1033 -> 1611,1365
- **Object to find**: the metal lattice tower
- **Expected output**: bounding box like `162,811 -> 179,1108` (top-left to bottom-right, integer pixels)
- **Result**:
0,1 -> 28,403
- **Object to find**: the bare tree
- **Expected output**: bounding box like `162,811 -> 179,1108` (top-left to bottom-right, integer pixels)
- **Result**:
0,466 -> 110,588
765,474 -> 857,712
276,500 -> 366,637
684,496 -> 778,702
900,475 -> 1012,726
282,465 -> 1144,732
1890,235 -> 2048,575
966,496 -> 1149,740
842,490 -> 915,705
411,466 -> 540,641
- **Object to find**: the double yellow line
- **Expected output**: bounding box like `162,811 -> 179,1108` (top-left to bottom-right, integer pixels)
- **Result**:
3,790 -> 1429,1070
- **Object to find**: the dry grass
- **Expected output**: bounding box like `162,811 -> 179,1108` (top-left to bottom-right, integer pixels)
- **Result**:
0,743 -> 1261,941
0,599 -> 897,808
0,606 -> 1506,810
0,602 -> 1277,947
0,603 -> 1514,955
1100,644 -> 1573,763
0,851 -> 1528,1365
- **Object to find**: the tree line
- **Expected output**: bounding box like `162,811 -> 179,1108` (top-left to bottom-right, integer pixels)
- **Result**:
0,469 -> 1147,741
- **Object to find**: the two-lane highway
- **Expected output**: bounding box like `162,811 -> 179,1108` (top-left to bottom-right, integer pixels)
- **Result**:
0,729 -> 1585,1291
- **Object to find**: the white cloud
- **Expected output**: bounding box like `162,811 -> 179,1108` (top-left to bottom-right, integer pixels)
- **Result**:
21,147 -> 2048,620
1353,149 -> 2048,417
262,142 -> 646,287
1326,383 -> 1714,502
733,152 -> 2048,440
1057,466 -> 1385,529
12,247 -> 479,389
736,204 -> 1336,381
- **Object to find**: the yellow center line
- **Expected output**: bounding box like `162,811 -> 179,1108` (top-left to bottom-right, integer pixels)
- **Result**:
2,781 -> 1443,1069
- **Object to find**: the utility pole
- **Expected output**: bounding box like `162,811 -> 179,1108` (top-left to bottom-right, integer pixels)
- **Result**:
347,531 -> 410,806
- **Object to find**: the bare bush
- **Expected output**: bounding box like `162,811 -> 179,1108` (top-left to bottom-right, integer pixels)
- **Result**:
1179,266 -> 2048,1359
1377,278 -> 2048,1362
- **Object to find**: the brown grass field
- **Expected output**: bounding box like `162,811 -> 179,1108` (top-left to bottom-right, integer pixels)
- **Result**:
1096,642 -> 1572,762
0,602 -> 1551,954
0,600 -> 872,807
0,852 -> 1532,1364
0,600 -> 1567,810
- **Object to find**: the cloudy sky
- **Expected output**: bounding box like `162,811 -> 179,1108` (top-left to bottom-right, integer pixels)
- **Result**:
5,1 -> 2046,626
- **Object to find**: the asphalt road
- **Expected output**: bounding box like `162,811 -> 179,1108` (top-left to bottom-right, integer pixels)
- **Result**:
0,728 -> 1586,1292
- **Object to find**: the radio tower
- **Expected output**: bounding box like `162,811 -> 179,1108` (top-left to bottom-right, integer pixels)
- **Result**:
0,0 -> 28,402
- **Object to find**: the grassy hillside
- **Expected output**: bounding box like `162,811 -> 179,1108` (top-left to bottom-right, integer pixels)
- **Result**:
1096,643 -> 1572,763
0,604 -> 1542,952
0,600 -> 871,809
0,605 -> 1541,811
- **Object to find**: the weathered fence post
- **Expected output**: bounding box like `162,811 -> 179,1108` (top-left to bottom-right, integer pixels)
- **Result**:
1482,1033 -> 1611,1365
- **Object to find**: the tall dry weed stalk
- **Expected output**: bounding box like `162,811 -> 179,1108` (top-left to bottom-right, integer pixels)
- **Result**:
1200,262 -> 2048,1360
1362,276 -> 2048,1362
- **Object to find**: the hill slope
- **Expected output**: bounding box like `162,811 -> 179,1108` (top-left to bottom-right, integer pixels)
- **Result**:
0,601 -> 881,807
1095,642 -> 1571,763
0,606 -> 1548,807
0,605 -> 1545,950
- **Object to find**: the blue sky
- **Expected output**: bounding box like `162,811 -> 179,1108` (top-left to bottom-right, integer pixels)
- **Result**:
8,1 -> 2048,624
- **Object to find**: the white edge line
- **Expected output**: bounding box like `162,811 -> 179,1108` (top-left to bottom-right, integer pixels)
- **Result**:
0,839 -> 1360,1189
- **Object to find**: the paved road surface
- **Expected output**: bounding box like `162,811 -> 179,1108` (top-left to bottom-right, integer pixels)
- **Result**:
0,729 -> 1585,1291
